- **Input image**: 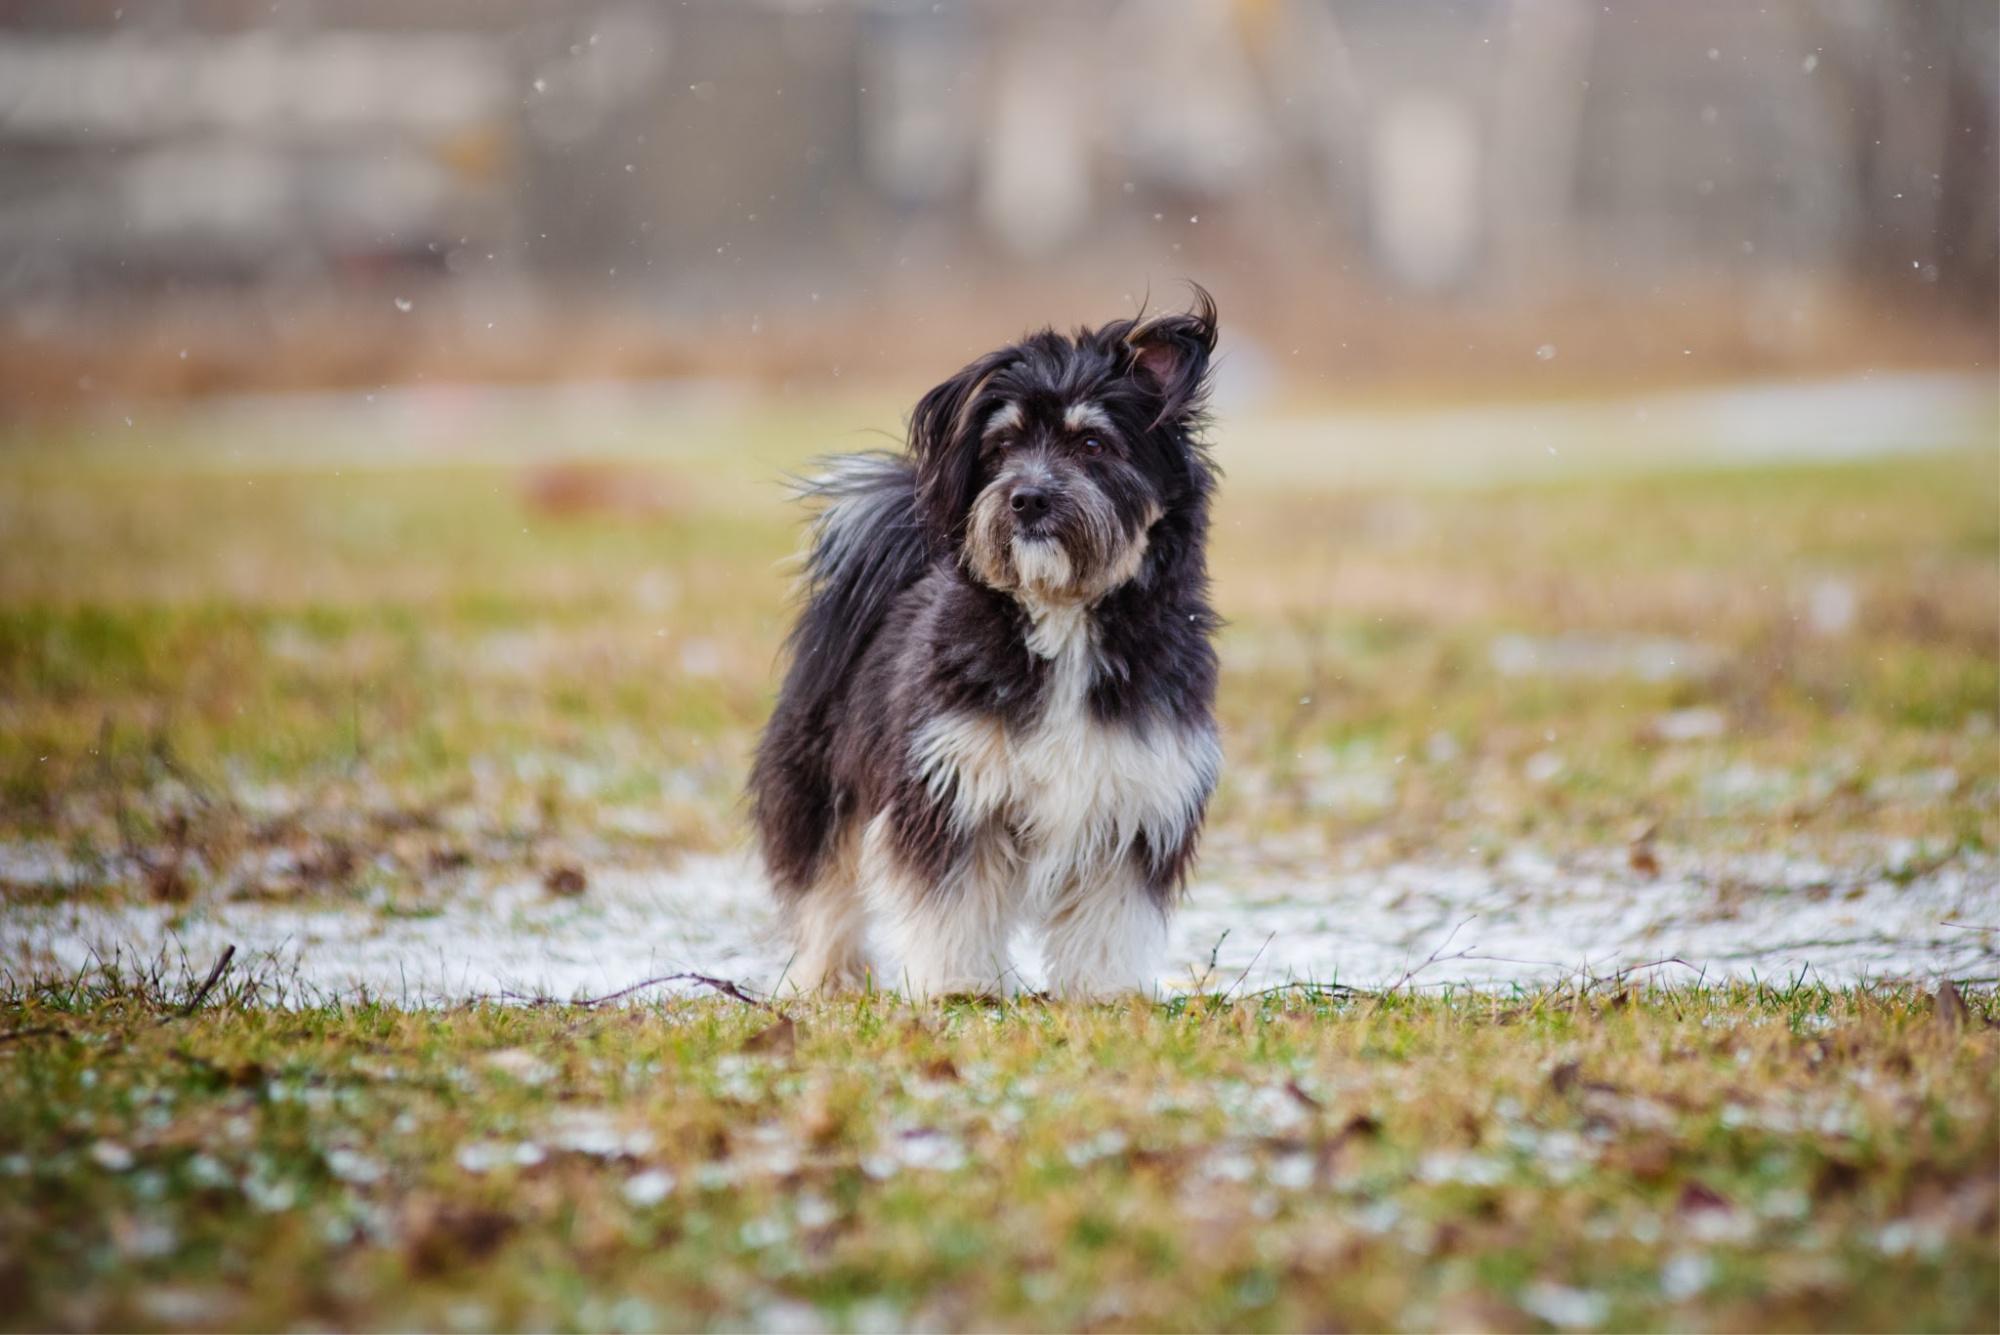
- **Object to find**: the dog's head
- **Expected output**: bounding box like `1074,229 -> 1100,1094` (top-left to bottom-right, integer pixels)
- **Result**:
908,289 -> 1218,606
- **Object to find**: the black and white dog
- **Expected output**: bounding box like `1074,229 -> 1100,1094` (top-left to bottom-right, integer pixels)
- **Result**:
749,291 -> 1222,999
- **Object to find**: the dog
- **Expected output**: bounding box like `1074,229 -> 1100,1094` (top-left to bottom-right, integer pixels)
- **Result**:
749,290 -> 1222,1000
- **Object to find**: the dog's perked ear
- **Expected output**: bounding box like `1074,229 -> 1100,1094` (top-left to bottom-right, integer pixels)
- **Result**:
908,346 -> 1017,555
1125,285 -> 1219,431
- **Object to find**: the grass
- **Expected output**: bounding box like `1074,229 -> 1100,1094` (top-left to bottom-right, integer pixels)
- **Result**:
1,405 -> 1994,907
1,969 -> 1994,1331
1,387 -> 1996,1328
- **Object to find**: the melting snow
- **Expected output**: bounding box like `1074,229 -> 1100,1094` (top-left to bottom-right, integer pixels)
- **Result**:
1,845 -> 1991,1005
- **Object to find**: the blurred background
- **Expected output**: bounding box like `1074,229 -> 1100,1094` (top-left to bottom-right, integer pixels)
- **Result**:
1,0 -> 1994,412
3,14 -> 1997,1326
0,1 -> 1995,966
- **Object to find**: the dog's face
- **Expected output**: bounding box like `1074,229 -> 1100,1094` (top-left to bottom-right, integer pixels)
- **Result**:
909,293 -> 1218,606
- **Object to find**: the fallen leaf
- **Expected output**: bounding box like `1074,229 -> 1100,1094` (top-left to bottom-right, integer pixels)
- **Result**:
543,865 -> 587,898
1606,1139 -> 1674,1181
1628,819 -> 1662,878
919,1054 -> 960,1082
1318,1112 -> 1381,1169
1433,1290 -> 1530,1333
1580,1086 -> 1677,1131
298,841 -> 357,885
741,1018 -> 796,1056
1337,1113 -> 1381,1142
1676,1180 -> 1731,1214
1934,979 -> 1968,1032
1813,1156 -> 1863,1200
1127,1145 -> 1194,1174
1549,1059 -> 1583,1095
146,860 -> 191,904
798,1090 -> 844,1146
405,1202 -> 516,1275
222,1060 -> 267,1089
428,847 -> 473,873
522,462 -> 679,521
1284,1079 -> 1324,1112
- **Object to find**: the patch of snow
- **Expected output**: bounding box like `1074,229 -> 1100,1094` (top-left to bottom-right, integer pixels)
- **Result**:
90,1140 -> 135,1171
0,841 -> 89,887
323,1148 -> 384,1185
621,1168 -> 675,1207
1234,372 -> 1997,487
1650,707 -> 1728,743
1,843 -> 1993,1005
1660,1251 -> 1714,1301
545,1107 -> 653,1159
1521,1282 -> 1610,1329
1268,1151 -> 1316,1190
455,1140 -> 545,1174
1805,577 -> 1858,636
864,1126 -> 967,1176
1416,1151 -> 1507,1186
482,1048 -> 556,1085
136,1288 -> 234,1326
1490,632 -> 1721,682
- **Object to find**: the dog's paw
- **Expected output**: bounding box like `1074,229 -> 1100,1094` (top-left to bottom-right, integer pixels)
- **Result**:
903,969 -> 1024,1004
780,959 -> 875,996
932,989 -> 1012,1007
1043,978 -> 1162,1005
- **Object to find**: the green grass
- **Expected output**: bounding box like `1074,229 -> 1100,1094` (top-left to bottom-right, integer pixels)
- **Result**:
1,399 -> 1996,1327
1,972 -> 1994,1331
1,421 -> 1994,905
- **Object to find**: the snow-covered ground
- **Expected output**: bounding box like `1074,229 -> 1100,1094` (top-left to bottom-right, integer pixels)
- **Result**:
4,844 -> 1992,1004
1226,370 -> 1997,486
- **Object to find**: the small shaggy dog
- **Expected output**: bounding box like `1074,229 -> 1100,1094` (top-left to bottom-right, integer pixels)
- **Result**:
749,291 -> 1222,999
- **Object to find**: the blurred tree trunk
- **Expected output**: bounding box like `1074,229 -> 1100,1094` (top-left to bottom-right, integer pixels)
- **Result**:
1488,0 -> 1597,295
1935,1 -> 1999,312
1805,0 -> 1998,315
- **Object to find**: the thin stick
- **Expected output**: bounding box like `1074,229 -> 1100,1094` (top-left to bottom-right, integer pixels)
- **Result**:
1189,928 -> 1232,993
503,971 -> 787,1016
1588,956 -> 1700,990
174,944 -> 237,1018
1379,915 -> 1478,997
1237,980 -> 1370,1003
1222,932 -> 1278,1003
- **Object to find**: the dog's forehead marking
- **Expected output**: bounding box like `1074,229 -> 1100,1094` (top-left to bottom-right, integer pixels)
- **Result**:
984,401 -> 1024,437
1063,401 -> 1113,433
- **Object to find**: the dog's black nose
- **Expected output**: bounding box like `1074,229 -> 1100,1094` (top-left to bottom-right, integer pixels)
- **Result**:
1009,487 -> 1051,519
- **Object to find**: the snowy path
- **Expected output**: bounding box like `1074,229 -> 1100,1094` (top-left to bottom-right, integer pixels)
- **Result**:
4,845 -> 1993,1004
81,371 -> 1996,482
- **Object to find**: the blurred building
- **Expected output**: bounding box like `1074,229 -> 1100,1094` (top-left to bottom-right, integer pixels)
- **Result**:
0,1 -> 1992,331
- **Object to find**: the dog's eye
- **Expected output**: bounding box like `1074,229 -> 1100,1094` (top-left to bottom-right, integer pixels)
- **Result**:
1080,436 -> 1104,456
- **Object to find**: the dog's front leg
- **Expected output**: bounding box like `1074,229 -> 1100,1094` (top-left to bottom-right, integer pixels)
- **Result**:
1039,855 -> 1167,1002
862,814 -> 1022,1000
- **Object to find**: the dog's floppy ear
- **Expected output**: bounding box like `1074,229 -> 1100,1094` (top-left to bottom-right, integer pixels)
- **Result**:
909,346 -> 1015,552
1126,285 -> 1218,430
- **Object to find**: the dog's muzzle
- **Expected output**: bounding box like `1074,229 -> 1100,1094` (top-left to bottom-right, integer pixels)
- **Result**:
1008,485 -> 1056,536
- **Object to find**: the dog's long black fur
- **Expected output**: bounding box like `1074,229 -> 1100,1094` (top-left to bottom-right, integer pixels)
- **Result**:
748,289 -> 1222,995
749,450 -> 931,893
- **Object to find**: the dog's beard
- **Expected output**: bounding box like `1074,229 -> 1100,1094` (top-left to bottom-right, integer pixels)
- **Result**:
964,482 -> 1155,606
1008,536 -> 1074,594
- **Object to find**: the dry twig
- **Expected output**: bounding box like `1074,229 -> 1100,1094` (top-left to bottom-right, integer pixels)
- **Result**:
498,971 -> 789,1017
172,944 -> 237,1019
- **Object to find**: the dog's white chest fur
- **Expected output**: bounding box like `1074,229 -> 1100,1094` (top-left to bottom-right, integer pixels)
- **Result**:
911,602 -> 1218,889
